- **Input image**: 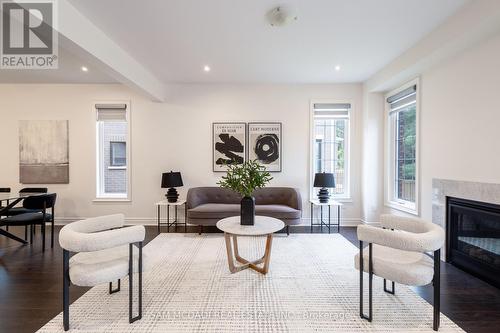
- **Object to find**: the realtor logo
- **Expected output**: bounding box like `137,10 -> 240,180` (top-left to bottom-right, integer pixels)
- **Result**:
1,0 -> 58,69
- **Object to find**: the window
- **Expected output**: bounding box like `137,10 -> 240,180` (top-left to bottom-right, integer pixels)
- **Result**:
95,103 -> 130,200
311,103 -> 350,199
110,142 -> 126,166
386,82 -> 418,214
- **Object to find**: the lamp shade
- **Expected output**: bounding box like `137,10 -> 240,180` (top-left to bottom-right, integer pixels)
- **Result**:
313,173 -> 335,188
161,172 -> 183,188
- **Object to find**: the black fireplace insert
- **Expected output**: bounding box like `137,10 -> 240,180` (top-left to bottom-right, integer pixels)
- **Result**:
447,197 -> 500,288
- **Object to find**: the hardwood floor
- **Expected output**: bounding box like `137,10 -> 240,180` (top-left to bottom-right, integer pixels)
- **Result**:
0,225 -> 499,332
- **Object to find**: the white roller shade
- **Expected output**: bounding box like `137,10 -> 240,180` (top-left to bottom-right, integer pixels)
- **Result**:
313,103 -> 350,118
96,104 -> 127,121
387,85 -> 417,113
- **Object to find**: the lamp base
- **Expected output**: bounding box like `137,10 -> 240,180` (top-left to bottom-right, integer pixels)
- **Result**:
166,188 -> 179,203
317,188 -> 330,203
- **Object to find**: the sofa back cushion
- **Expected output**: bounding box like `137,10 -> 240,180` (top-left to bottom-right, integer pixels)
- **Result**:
254,187 -> 301,210
187,187 -> 302,211
187,187 -> 241,208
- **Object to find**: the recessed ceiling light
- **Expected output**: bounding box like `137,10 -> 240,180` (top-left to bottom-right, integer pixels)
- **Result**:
81,66 -> 88,72
203,65 -> 211,72
334,65 -> 341,71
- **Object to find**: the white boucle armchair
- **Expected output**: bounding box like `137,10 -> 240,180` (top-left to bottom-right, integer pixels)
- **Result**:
354,214 -> 445,331
59,214 -> 146,331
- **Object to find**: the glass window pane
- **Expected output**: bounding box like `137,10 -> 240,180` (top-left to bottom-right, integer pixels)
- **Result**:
98,121 -> 128,195
313,117 -> 348,196
111,142 -> 126,166
394,103 -> 416,203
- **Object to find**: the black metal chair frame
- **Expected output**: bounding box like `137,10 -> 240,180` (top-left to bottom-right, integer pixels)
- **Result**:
18,188 -> 49,239
0,194 -> 55,250
0,187 -> 11,231
63,241 -> 143,331
2,188 -> 49,240
359,240 -> 441,331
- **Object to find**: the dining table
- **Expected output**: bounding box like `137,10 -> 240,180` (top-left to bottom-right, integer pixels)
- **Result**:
0,192 -> 50,244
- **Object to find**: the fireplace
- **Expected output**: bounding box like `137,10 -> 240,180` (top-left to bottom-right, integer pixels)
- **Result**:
447,197 -> 500,288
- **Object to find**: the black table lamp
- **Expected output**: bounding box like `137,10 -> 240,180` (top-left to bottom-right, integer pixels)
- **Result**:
313,172 -> 335,203
161,171 -> 183,203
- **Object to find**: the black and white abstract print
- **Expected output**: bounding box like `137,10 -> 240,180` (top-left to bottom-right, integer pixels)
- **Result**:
213,123 -> 246,172
248,122 -> 282,172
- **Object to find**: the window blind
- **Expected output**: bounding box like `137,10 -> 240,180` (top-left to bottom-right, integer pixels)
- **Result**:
387,85 -> 416,112
313,103 -> 351,117
96,104 -> 127,121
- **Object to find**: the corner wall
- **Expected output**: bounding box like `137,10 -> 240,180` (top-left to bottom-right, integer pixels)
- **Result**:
361,31 -> 500,223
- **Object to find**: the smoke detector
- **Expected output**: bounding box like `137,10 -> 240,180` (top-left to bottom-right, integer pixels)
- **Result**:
266,6 -> 298,27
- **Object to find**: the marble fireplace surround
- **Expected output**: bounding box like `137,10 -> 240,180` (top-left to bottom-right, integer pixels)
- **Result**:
432,178 -> 500,258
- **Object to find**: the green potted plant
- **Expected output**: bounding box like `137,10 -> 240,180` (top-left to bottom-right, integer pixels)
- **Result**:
217,160 -> 273,225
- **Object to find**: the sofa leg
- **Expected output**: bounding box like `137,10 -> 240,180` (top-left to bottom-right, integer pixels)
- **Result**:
199,225 -> 203,235
433,249 -> 441,331
286,225 -> 290,236
63,249 -> 70,331
383,279 -> 395,295
109,279 -> 121,294
129,242 -> 143,323
360,241 -> 373,322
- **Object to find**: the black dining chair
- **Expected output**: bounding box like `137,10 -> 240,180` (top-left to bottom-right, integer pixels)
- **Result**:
0,194 -> 57,251
0,188 -> 11,231
3,187 -> 49,216
0,187 -> 11,209
1,188 -> 49,238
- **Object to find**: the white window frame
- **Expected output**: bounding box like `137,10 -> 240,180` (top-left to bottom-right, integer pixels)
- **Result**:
94,101 -> 131,202
309,100 -> 352,201
384,79 -> 420,215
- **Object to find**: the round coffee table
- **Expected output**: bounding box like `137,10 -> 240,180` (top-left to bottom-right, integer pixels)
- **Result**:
216,216 -> 284,275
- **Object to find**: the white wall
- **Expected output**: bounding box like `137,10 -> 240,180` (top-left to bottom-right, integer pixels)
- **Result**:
418,32 -> 500,221
0,83 -> 363,224
362,31 -> 500,223
360,90 -> 384,223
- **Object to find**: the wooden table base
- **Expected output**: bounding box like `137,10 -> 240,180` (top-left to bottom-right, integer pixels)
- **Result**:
223,233 -> 273,274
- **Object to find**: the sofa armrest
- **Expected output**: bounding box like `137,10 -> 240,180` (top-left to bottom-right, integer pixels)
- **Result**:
357,224 -> 444,253
60,224 -> 145,253
288,188 -> 302,211
186,188 -> 203,209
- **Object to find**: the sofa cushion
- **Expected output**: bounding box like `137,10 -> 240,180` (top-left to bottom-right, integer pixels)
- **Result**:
188,203 -> 300,220
255,205 -> 301,219
188,204 -> 239,219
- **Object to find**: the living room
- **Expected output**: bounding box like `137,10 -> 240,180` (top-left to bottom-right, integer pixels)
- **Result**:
1,0 -> 499,332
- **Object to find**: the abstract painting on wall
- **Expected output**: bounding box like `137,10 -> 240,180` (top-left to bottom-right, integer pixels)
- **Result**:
19,120 -> 69,184
248,122 -> 282,172
213,122 -> 246,172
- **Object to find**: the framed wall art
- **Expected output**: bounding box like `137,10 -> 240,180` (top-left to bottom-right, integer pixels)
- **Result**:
248,122 -> 282,172
212,122 -> 247,172
19,120 -> 69,184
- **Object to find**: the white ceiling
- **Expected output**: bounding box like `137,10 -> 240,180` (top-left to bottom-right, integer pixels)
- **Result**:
2,0 -> 468,85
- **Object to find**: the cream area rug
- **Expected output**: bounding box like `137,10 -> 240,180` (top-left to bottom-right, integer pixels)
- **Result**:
38,233 -> 464,332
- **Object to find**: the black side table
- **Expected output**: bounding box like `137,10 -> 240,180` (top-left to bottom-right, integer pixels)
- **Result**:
310,199 -> 342,233
156,199 -> 187,233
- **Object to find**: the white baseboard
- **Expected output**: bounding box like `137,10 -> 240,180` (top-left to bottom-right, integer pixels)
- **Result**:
359,218 -> 381,226
300,217 -> 361,227
54,217 -> 363,227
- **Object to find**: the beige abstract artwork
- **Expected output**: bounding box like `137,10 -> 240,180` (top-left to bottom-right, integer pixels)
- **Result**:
19,120 -> 69,184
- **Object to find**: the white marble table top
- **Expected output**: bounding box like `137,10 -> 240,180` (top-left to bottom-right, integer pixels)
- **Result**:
216,216 -> 285,236
309,199 -> 343,206
155,199 -> 186,206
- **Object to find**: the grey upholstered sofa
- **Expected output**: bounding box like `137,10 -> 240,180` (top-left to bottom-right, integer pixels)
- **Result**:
186,187 -> 302,235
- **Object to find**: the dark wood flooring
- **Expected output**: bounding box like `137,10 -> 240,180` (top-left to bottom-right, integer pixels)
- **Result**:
0,225 -> 499,332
